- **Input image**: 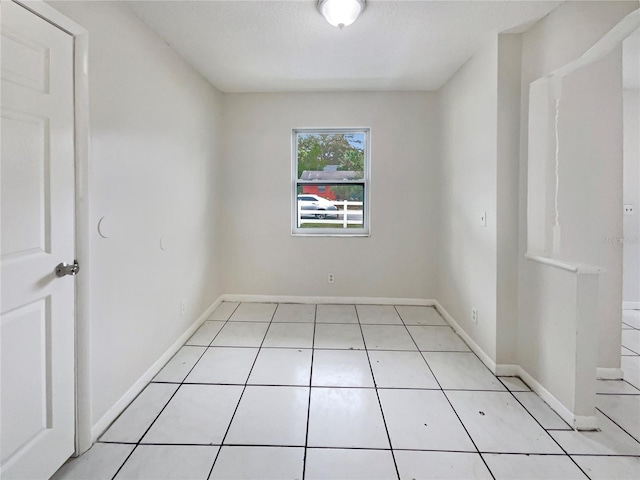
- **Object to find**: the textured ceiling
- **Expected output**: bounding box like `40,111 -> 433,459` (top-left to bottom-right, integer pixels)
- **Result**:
129,0 -> 561,93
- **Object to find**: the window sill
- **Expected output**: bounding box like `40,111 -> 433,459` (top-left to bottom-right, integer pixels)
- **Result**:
292,231 -> 370,237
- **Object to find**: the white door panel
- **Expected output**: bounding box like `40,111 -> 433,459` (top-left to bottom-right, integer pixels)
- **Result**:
1,1 -> 76,478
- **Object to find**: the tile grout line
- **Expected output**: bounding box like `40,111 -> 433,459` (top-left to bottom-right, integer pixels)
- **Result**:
355,305 -> 401,480
302,304 -> 318,480
205,303 -> 279,480
447,343 -> 583,476
98,302 -> 639,479
496,377 -> 593,480
417,307 -> 591,477
621,345 -> 640,356
149,382 -> 517,392
203,303 -> 242,350
393,305 -> 496,480
453,352 -> 576,463
496,380 -> 572,431
108,302 -> 241,480
621,320 -> 640,331
185,344 -> 485,353
596,392 -> 640,396
108,444 -> 139,480
94,439 -> 640,456
621,379 -> 640,392
594,407 -> 640,446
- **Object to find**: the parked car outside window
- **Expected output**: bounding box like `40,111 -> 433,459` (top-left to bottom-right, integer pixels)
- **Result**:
297,194 -> 338,219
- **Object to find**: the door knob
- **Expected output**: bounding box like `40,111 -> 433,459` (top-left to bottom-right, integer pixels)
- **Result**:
55,260 -> 80,277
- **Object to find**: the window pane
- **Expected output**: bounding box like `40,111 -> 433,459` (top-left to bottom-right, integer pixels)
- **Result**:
296,185 -> 364,229
297,132 -> 365,181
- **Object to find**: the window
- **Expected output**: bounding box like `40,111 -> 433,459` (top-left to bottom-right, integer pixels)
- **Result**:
292,128 -> 370,235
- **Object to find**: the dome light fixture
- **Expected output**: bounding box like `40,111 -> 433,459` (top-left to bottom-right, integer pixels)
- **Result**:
318,0 -> 366,29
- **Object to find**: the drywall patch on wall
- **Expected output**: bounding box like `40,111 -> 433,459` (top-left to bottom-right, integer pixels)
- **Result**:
518,0 -> 638,391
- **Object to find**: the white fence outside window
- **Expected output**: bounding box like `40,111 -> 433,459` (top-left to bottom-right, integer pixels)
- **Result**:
298,200 -> 363,228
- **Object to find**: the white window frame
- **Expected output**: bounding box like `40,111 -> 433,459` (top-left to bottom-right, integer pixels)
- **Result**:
292,128 -> 371,236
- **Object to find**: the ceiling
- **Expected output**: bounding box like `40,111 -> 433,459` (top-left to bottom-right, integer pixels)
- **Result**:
129,0 -> 562,93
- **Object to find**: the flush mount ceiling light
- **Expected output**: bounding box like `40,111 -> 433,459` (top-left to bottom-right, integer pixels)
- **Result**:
318,0 -> 366,29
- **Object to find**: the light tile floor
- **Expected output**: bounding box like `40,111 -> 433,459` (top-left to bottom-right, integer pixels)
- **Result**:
53,304 -> 640,480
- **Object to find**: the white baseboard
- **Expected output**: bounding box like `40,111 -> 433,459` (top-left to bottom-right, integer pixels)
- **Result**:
494,364 -> 520,376
90,295 -> 224,442
573,415 -> 599,430
433,302 -> 596,431
623,302 -> 640,310
515,367 -> 596,430
597,367 -> 624,380
89,293 -> 603,444
433,301 -> 497,373
222,294 -> 436,306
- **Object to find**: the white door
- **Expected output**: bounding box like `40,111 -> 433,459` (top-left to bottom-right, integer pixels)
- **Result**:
1,1 -> 76,478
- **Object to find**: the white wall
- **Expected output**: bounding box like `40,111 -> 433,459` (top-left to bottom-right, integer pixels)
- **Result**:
517,261 -> 599,418
220,92 -> 439,299
49,1 -> 225,427
42,0 -> 638,440
436,2 -> 632,419
557,48 -> 624,371
437,38 -> 499,361
623,88 -> 640,306
496,35 -> 523,365
437,34 -> 522,367
518,1 -> 637,380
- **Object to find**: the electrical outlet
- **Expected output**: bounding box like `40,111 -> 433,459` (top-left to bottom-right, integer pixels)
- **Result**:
624,204 -> 634,216
471,308 -> 478,324
328,273 -> 335,284
180,301 -> 186,316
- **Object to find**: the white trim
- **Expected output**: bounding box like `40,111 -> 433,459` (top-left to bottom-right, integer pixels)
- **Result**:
433,301 -> 597,431
90,296 -> 223,442
291,127 -> 371,237
515,368 -> 575,428
573,415 -> 599,431
516,367 -> 596,431
623,302 -> 640,310
433,301 -> 497,373
14,0 -> 83,34
494,364 -> 520,376
87,293 -> 601,442
524,253 -> 604,275
73,23 -> 92,462
597,367 -> 624,380
13,0 -> 94,457
524,253 -> 578,272
72,24 -> 92,459
291,232 -> 371,238
222,294 -> 435,306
